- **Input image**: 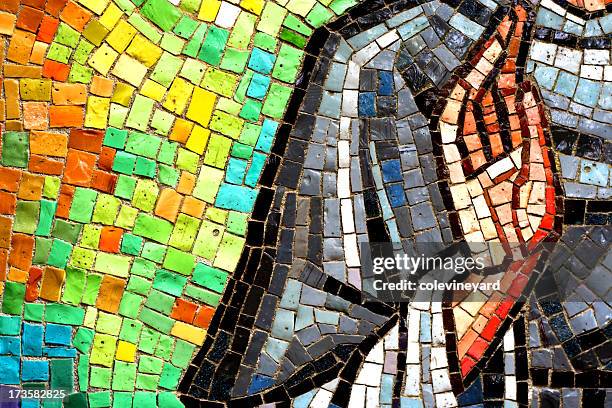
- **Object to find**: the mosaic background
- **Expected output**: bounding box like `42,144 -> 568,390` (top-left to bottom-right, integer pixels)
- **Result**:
0,0 -> 609,406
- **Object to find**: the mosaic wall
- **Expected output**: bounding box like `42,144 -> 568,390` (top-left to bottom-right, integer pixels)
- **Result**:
0,0 -> 610,406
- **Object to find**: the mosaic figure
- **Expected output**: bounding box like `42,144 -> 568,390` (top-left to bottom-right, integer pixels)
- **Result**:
0,0 -> 609,406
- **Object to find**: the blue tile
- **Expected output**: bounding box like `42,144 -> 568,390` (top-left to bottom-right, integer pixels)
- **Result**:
21,400 -> 40,408
0,317 -> 21,336
380,374 -> 394,404
386,183 -> 406,207
0,356 -> 20,384
45,324 -> 72,346
458,376 -> 483,406
381,160 -> 402,182
215,184 -> 258,212
0,337 -> 20,356
358,92 -> 376,117
580,160 -> 609,187
554,72 -> 578,98
225,158 -> 248,185
254,119 -> 279,153
247,374 -> 274,394
245,152 -> 266,187
246,73 -> 271,100
43,347 -> 77,358
21,360 -> 49,382
248,48 -> 276,74
401,397 -> 424,408
378,71 -> 394,96
574,79 -> 602,107
22,324 -> 43,357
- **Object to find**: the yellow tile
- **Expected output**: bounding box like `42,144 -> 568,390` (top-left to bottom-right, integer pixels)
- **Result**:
111,82 -> 135,106
163,78 -> 194,115
111,54 -> 147,87
286,0 -> 317,16
90,333 -> 116,367
99,3 -> 123,29
141,79 -> 167,102
79,0 -> 109,14
171,321 -> 206,345
126,34 -> 162,67
84,96 -> 110,129
106,20 -> 137,53
198,0 -> 221,21
240,0 -> 264,14
88,43 -> 118,75
186,87 -> 216,127
115,340 -> 137,362
84,306 -> 97,328
186,125 -> 211,155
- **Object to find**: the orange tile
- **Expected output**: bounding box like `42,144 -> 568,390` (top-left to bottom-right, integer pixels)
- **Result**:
461,356 -> 477,377
64,148 -> 95,186
99,226 -> 122,253
480,315 -> 501,341
0,168 -> 22,192
68,128 -> 104,153
25,266 -> 43,301
0,10 -> 16,35
45,0 -> 68,17
8,267 -> 28,283
96,275 -> 125,313
28,154 -> 64,175
194,305 -> 216,329
55,184 -> 75,218
98,146 -> 115,171
0,217 -> 12,248
7,29 -> 36,65
0,0 -> 19,13
91,170 -> 117,194
457,329 -> 478,358
37,15 -> 59,43
52,82 -> 87,105
171,298 -> 198,323
154,189 -> 183,222
0,249 -> 7,281
49,105 -> 84,127
39,265 -> 65,302
16,6 -> 44,33
182,196 -> 205,218
5,120 -> 25,131
169,119 -> 194,144
42,60 -> 69,81
59,1 -> 91,31
30,41 -> 48,65
30,130 -> 68,156
0,192 -> 17,214
9,233 -> 34,271
4,64 -> 42,78
17,172 -> 44,200
22,0 -> 46,9
176,171 -> 196,194
23,101 -> 49,130
91,76 -> 114,97
5,79 -> 21,119
466,336 -> 489,361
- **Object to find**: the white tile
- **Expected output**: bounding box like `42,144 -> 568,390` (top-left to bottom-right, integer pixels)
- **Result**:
214,2 -> 241,28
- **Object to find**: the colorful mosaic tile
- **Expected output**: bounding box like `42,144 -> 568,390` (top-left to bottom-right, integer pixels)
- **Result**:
0,0 -> 610,407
